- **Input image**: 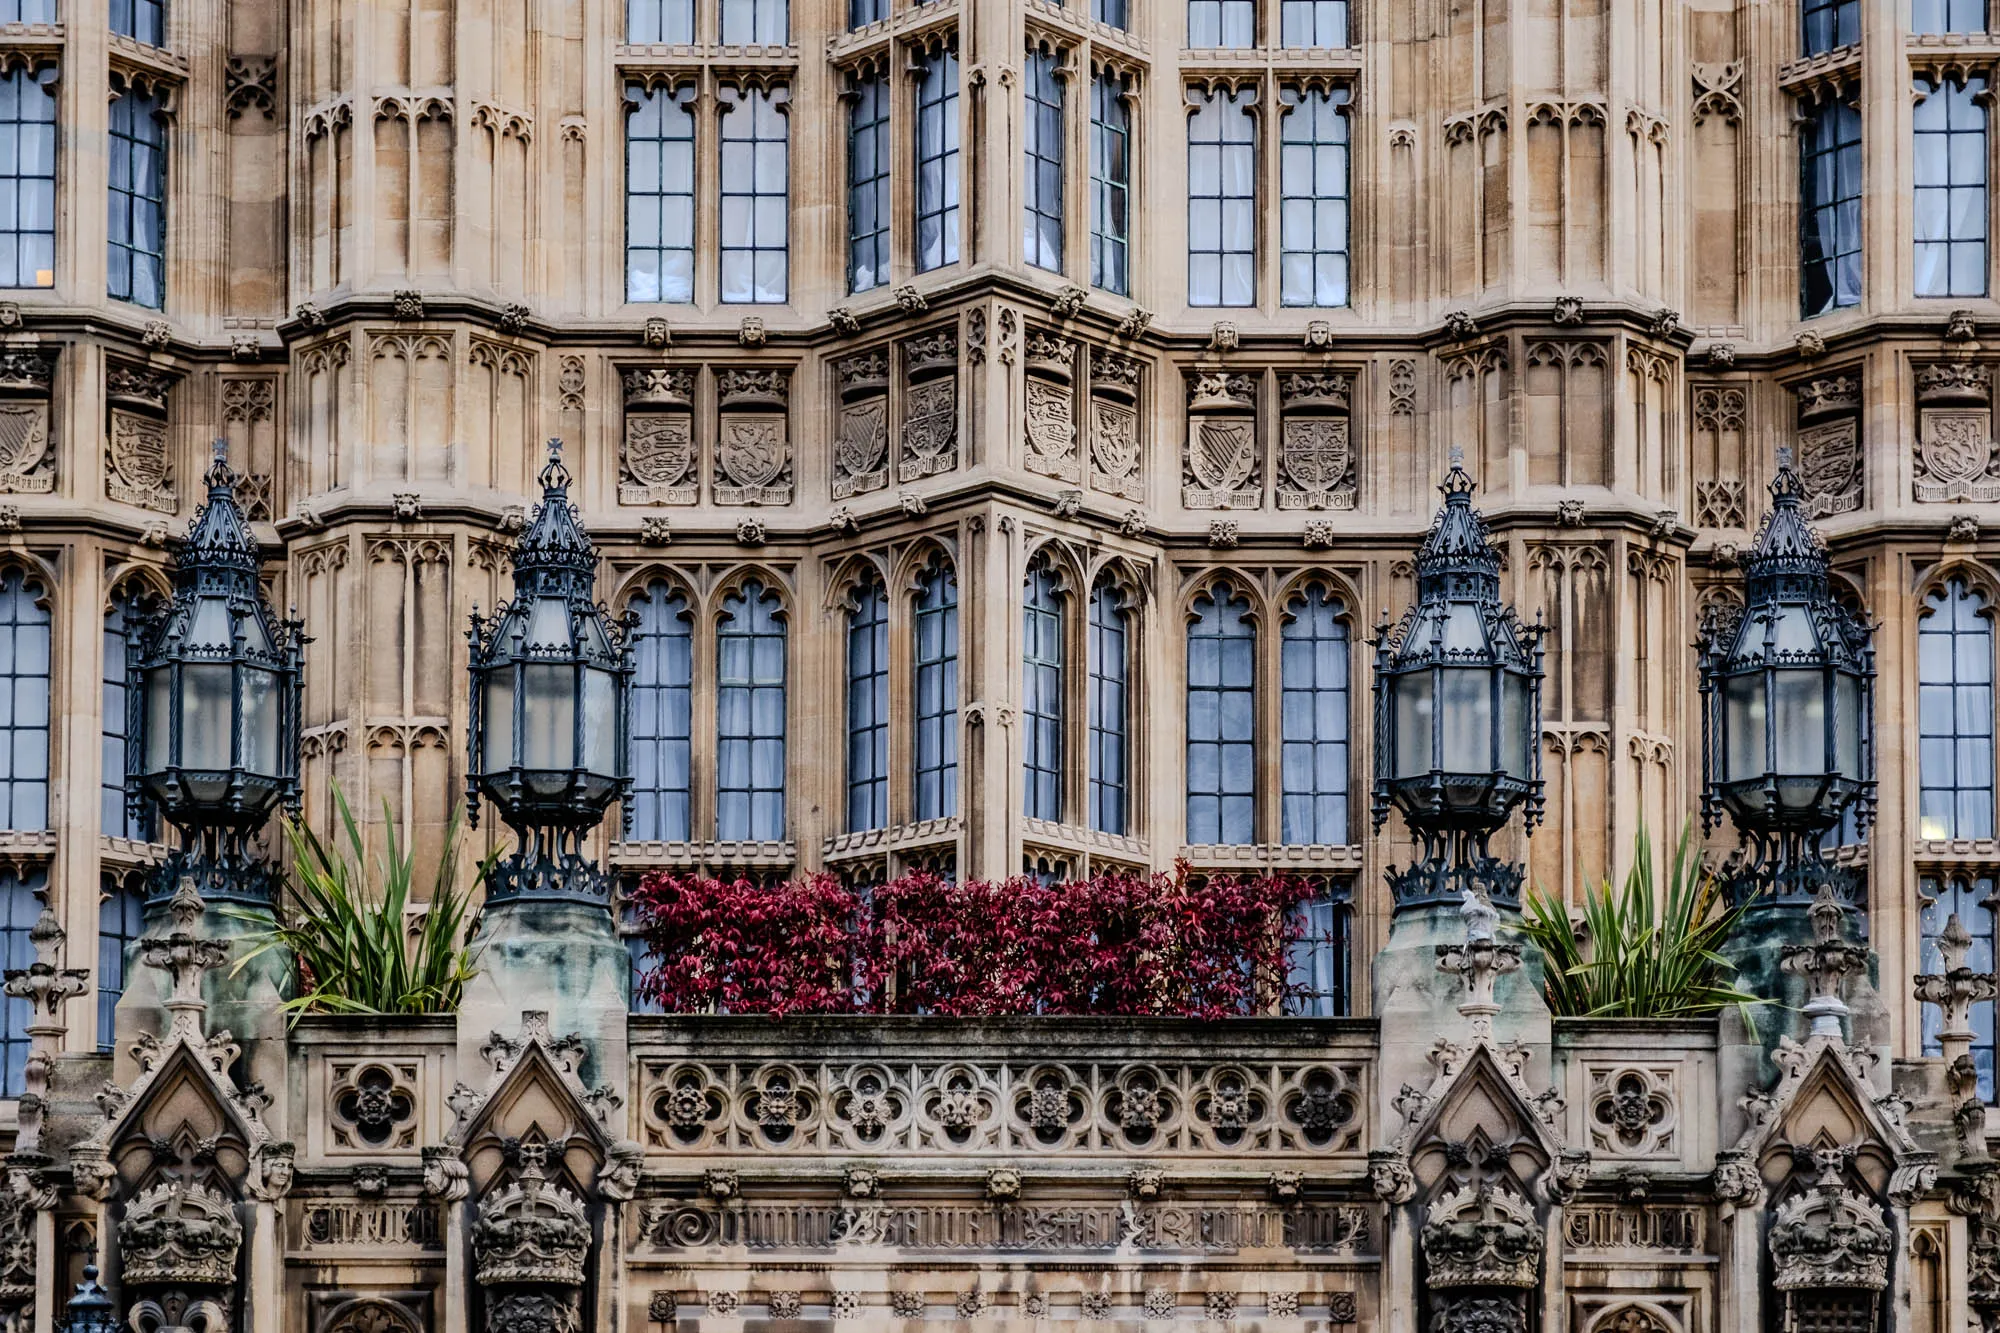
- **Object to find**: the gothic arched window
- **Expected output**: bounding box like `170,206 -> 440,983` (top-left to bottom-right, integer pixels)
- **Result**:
1088,579 -> 1130,836
0,567 -> 50,831
913,558 -> 959,822
1023,560 -> 1065,822
1186,583 -> 1255,845
1280,585 -> 1351,846
717,581 -> 787,841
628,580 -> 693,843
846,576 -> 890,833
1918,577 -> 1994,841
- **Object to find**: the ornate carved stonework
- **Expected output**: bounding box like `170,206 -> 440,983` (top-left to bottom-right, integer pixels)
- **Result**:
119,1180 -> 244,1287
1024,331 -> 1079,484
1769,1184 -> 1891,1292
109,413 -> 175,512
620,368 -> 697,505
1183,373 -> 1259,509
1089,352 -> 1143,500
900,330 -> 958,482
1914,363 -> 2000,502
711,369 -> 792,505
1794,375 -> 1862,517
833,350 -> 889,500
1276,372 -> 1355,511
0,352 -> 53,497
1420,1184 -> 1544,1289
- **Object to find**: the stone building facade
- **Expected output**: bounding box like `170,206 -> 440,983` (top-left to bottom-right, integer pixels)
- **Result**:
0,0 -> 1995,1330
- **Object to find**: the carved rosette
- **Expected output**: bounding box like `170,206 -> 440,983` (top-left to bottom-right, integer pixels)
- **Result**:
1023,330 -> 1081,485
620,367 -> 698,505
1183,372 -> 1260,510
105,363 -> 176,511
713,368 -> 793,506
1914,362 -> 2000,502
899,328 -> 958,482
1089,350 -> 1143,500
833,350 -> 890,500
1792,374 -> 1862,518
0,352 -> 52,498
1276,372 -> 1355,511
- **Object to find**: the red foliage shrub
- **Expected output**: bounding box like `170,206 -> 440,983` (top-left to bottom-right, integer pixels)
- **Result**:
627,866 -> 1312,1018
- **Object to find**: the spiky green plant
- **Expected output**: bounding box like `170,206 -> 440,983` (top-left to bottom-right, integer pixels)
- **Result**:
232,787 -> 495,1018
1517,824 -> 1760,1022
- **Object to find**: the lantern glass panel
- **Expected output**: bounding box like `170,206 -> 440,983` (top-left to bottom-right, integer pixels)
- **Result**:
1772,602 -> 1817,657
1392,671 -> 1433,778
521,662 -> 575,782
1441,601 -> 1484,653
482,670 -> 515,771
1723,672 -> 1765,787
582,663 -> 617,778
1500,669 -> 1529,779
1772,667 -> 1826,776
180,663 -> 233,770
526,595 -> 572,652
1835,669 -> 1862,780
143,666 -> 171,771
187,596 -> 232,650
1439,666 -> 1492,772
239,662 -> 278,778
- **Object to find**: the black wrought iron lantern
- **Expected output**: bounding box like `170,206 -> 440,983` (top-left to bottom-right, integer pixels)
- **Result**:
1372,453 -> 1544,910
129,441 -> 303,903
58,1265 -> 118,1333
467,438 -> 632,903
1699,449 -> 1874,905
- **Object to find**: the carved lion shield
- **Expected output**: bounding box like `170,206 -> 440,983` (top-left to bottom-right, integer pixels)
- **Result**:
625,414 -> 693,488
719,418 -> 786,490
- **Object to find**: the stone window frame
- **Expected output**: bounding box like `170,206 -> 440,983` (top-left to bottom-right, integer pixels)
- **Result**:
910,550 -> 960,825
1796,80 -> 1863,319
1023,38 -> 1069,275
715,575 -> 790,843
629,0 -> 697,44
1184,575 -> 1258,845
715,80 -> 792,305
0,61 -> 57,293
622,78 -> 700,306
843,60 -> 893,295
1911,67 -> 1991,300
95,868 -> 146,1051
625,575 -> 697,844
720,0 -> 788,45
1276,80 -> 1353,309
1918,865 -> 1998,1100
111,0 -> 167,48
1279,0 -> 1350,50
0,559 -> 53,835
1276,578 -> 1353,847
0,861 -> 43,1095
1913,0 -> 1989,33
1800,0 -> 1859,58
1915,566 -> 2000,844
1088,64 -> 1136,296
1022,554 -> 1067,823
912,34 -> 963,275
844,570 -> 892,833
101,572 -> 166,844
106,69 -> 176,312
1087,573 -> 1132,837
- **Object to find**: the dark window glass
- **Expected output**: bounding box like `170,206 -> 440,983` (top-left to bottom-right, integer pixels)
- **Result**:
628,0 -> 695,41
0,0 -> 55,20
622,889 -> 665,1014
1090,76 -> 1130,295
1088,581 -> 1129,836
849,0 -> 886,28
846,578 -> 890,833
720,0 -> 787,43
1921,873 -> 1996,1101
1186,583 -> 1255,844
1799,99 -> 1862,318
1914,0 -> 1987,31
717,582 -> 786,841
848,73 -> 891,293
626,83 -> 697,304
1025,49 -> 1065,272
1188,87 -> 1256,307
628,581 -> 693,842
1188,0 -> 1254,46
111,0 -> 164,45
1280,587 -> 1350,845
0,567 -> 48,831
1281,0 -> 1347,46
1800,0 -> 1858,54
108,87 -> 167,309
1915,75 -> 1988,299
1919,579 -> 1994,841
97,874 -> 146,1050
0,867 -> 40,1093
103,588 -> 157,841
1093,0 -> 1127,28
1280,87 -> 1351,307
0,70 -> 56,290
720,88 -> 788,304
916,50 -> 962,273
1285,888 -> 1352,1016
1023,562 -> 1065,822
913,560 -> 959,822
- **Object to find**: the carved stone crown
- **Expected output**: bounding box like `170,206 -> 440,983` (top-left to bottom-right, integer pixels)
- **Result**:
471,1150 -> 593,1289
1769,1184 -> 1892,1292
107,364 -> 172,415
1795,374 -> 1860,424
622,367 -> 694,411
1095,353 -> 1141,399
1279,371 -> 1352,412
1024,330 -> 1075,380
1917,361 -> 1991,407
1188,372 -> 1255,412
1419,1184 -> 1544,1290
118,1180 -> 245,1287
0,352 -> 51,396
716,367 -> 788,410
905,330 -> 958,378
837,349 -> 889,397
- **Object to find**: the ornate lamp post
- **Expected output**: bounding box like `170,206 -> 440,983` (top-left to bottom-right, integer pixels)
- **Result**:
1372,451 -> 1544,911
1698,448 -> 1874,906
467,438 -> 632,904
129,441 -> 303,904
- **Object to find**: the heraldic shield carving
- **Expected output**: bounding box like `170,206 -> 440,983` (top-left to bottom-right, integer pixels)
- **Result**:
1797,419 -> 1862,518
714,415 -> 792,506
1917,410 -> 2000,502
1278,418 -> 1354,510
835,398 -> 888,496
622,416 -> 696,504
0,402 -> 50,495
901,379 -> 957,481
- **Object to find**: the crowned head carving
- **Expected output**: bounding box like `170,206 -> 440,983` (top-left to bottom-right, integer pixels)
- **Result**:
1419,1183 -> 1544,1290
117,1179 -> 244,1287
471,1142 -> 592,1289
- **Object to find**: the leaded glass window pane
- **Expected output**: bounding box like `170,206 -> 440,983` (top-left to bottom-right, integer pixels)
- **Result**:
1094,0 -> 1128,29
1281,0 -> 1347,47
848,73 -> 890,293
1188,0 -> 1254,46
718,583 -> 787,841
626,83 -> 697,304
0,70 -> 55,290
1280,587 -> 1350,845
1023,562 -> 1065,822
1915,0 -> 1988,30
0,867 -> 37,1093
98,874 -> 145,1050
720,88 -> 788,304
1186,583 -> 1255,845
0,0 -> 55,21
1280,87 -> 1351,307
1088,581 -> 1129,836
1800,99 -> 1862,318
914,560 -> 959,822
628,581 -> 693,842
1801,0 -> 1858,54
1286,889 -> 1352,1016
0,568 -> 48,832
916,50 -> 962,273
1915,76 -> 1989,299
847,579 -> 890,833
1921,873 -> 1996,1101
1919,578 -> 1994,840
108,86 -> 167,309
1024,50 -> 1065,273
1188,88 -> 1256,307
1090,76 -> 1130,295
849,0 -> 886,29
720,0 -> 787,43
111,0 -> 165,45
103,589 -> 157,841
629,0 -> 695,42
